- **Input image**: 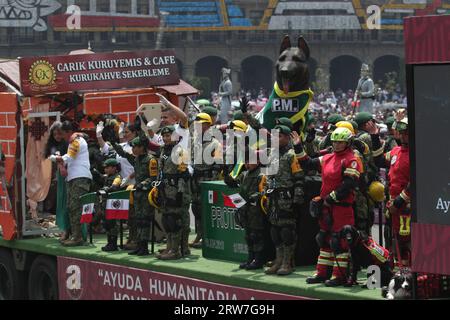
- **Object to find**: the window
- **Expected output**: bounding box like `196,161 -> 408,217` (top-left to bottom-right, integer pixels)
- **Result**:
137,0 -> 149,15
74,0 -> 90,11
327,30 -> 336,41
147,32 -> 155,41
193,32 -> 200,41
54,31 -> 61,41
65,31 -> 83,43
115,32 -> 131,43
117,0 -> 131,14
96,0 -> 110,12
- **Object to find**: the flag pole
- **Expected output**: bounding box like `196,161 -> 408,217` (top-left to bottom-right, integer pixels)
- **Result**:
119,220 -> 124,249
151,214 -> 155,254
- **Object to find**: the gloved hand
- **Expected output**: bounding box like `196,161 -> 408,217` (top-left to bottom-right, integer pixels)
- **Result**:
118,122 -> 125,139
120,177 -> 129,188
48,155 -> 58,163
96,121 -> 104,138
393,195 -> 405,209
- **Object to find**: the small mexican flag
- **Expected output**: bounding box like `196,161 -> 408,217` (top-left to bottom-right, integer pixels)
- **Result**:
105,190 -> 130,220
208,190 -> 218,204
80,192 -> 96,224
223,193 -> 246,209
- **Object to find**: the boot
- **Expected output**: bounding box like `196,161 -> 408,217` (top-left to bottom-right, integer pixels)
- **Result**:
246,251 -> 264,270
62,224 -> 83,247
325,277 -> 345,287
158,233 -> 181,260
102,236 -> 118,252
181,229 -> 191,256
123,240 -> 138,251
189,233 -> 202,248
306,274 -> 329,284
240,251 -> 255,269
277,245 -> 295,275
157,234 -> 172,258
136,240 -> 150,256
265,247 -> 283,275
128,240 -> 142,255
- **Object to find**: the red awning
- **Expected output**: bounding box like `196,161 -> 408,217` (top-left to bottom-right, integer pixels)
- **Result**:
157,80 -> 198,96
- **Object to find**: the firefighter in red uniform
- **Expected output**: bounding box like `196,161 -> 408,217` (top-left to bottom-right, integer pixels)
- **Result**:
293,127 -> 363,286
372,111 -> 411,266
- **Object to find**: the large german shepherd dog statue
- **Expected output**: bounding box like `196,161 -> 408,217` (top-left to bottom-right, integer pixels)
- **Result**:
256,35 -> 314,137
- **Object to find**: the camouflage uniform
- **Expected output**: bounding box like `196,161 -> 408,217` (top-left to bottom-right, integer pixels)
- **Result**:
263,125 -> 305,276
226,165 -> 267,269
157,135 -> 191,260
190,132 -> 222,247
67,178 -> 91,242
113,136 -> 158,255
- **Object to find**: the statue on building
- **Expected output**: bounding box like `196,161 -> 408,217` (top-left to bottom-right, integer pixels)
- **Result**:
355,63 -> 375,114
218,67 -> 233,124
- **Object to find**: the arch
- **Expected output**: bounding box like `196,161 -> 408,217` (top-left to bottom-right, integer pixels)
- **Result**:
195,56 -> 229,94
329,55 -> 361,92
240,55 -> 273,94
373,55 -> 401,87
175,58 -> 183,79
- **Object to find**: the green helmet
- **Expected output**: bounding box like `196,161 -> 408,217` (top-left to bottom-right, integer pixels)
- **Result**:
392,117 -> 408,132
330,127 -> 353,142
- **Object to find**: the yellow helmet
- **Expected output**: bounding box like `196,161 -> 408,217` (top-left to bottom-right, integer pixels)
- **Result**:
368,181 -> 385,202
195,112 -> 212,125
230,120 -> 247,132
148,187 -> 160,209
336,121 -> 355,135
126,185 -> 134,205
260,195 -> 268,215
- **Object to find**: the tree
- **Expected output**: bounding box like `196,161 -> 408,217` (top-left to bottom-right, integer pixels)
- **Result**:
188,77 -> 211,99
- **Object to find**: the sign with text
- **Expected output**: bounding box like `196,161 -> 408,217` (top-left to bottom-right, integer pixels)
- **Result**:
201,181 -> 248,262
413,64 -> 450,227
19,50 -> 180,96
58,257 -> 310,300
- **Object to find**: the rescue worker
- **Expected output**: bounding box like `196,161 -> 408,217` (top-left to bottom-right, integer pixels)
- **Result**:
113,135 -> 158,256
190,113 -> 223,248
152,125 -> 191,260
224,148 -> 267,270
372,111 -> 411,266
50,121 -> 92,247
92,158 -> 122,252
262,123 -> 305,276
295,127 -> 362,286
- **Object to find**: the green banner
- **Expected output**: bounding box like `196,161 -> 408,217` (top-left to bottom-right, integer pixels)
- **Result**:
201,181 -> 247,262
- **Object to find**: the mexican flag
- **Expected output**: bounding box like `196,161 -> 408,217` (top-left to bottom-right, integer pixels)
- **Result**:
80,192 -> 96,224
105,190 -> 130,220
208,190 -> 218,204
223,193 -> 246,209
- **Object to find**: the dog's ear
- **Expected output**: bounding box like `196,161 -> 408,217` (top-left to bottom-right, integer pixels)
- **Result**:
280,35 -> 291,54
298,36 -> 310,60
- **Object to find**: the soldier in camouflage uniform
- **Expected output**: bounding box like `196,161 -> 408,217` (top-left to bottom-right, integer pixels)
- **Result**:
113,136 -> 158,256
190,113 -> 223,249
224,148 -> 267,270
152,125 -> 191,260
51,121 -> 92,247
92,158 -> 122,252
263,124 -> 305,276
